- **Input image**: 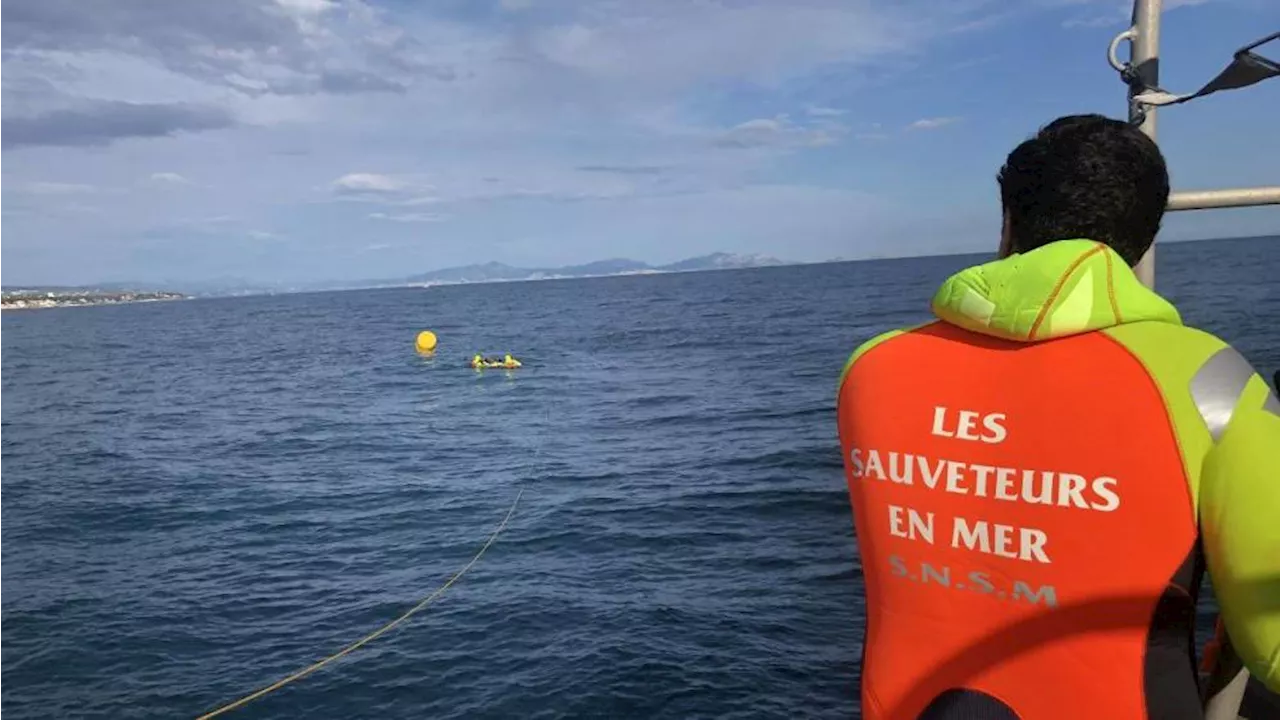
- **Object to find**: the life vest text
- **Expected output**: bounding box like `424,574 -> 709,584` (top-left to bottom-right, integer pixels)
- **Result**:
849,408 -> 1124,570
930,406 -> 1008,444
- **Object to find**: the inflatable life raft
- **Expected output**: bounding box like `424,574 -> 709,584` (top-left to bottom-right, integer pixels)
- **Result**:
471,356 -> 522,370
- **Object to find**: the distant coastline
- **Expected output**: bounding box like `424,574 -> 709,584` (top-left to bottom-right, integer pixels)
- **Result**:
6,251 -> 794,300
6,234 -> 1273,302
1,290 -> 187,311
370,233 -> 1272,294
354,252 -> 794,291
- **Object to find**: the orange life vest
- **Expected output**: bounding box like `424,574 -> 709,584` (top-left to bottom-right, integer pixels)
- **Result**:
837,321 -> 1200,719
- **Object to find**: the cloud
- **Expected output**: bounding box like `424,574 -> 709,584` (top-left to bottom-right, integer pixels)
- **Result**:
575,165 -> 671,176
512,1 -> 993,103
328,173 -> 447,207
248,229 -> 281,240
150,172 -> 191,185
17,0 -> 1271,288
805,105 -> 848,117
2,100 -> 234,149
318,70 -> 416,94
368,212 -> 446,223
135,214 -> 253,240
327,169 -> 645,206
1061,0 -> 1214,29
907,116 -> 962,130
1061,14 -> 1123,29
0,0 -> 447,98
713,115 -> 844,149
276,0 -> 337,14
331,172 -> 411,195
15,181 -> 99,195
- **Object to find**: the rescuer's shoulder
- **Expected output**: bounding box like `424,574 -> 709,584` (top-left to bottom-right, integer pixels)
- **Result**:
839,321 -> 937,392
1102,319 -> 1233,366
1103,321 -> 1271,419
854,321 -> 939,365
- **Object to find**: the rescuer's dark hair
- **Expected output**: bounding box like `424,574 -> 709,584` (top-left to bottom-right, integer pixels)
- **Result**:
998,114 -> 1169,266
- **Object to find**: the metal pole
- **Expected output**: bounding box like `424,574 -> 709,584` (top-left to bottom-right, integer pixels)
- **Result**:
1130,0 -> 1162,288
1169,186 -> 1280,211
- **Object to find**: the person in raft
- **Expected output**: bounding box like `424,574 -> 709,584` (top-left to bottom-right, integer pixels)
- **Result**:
835,113 -> 1279,720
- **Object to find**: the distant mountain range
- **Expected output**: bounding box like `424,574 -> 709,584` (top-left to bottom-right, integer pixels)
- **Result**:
5,252 -> 791,298
398,252 -> 786,286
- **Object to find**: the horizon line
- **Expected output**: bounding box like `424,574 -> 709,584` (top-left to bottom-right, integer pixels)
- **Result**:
3,232 -> 1274,292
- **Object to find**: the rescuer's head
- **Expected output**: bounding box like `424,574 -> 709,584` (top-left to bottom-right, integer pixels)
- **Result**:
996,113 -> 1169,267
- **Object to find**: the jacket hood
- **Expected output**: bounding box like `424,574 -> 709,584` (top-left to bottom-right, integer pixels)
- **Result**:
930,239 -> 1182,342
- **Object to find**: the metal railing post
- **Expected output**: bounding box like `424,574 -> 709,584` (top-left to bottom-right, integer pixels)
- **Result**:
1169,187 -> 1280,211
1129,0 -> 1163,289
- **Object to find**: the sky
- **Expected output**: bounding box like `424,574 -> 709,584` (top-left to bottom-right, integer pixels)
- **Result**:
2,0 -> 1278,286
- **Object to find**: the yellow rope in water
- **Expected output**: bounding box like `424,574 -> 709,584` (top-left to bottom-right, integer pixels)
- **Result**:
197,488 -> 524,719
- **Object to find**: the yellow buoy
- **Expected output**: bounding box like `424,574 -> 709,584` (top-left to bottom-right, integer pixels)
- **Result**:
415,330 -> 438,354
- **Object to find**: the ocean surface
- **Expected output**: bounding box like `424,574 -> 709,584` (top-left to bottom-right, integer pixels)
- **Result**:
3,236 -> 1278,720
